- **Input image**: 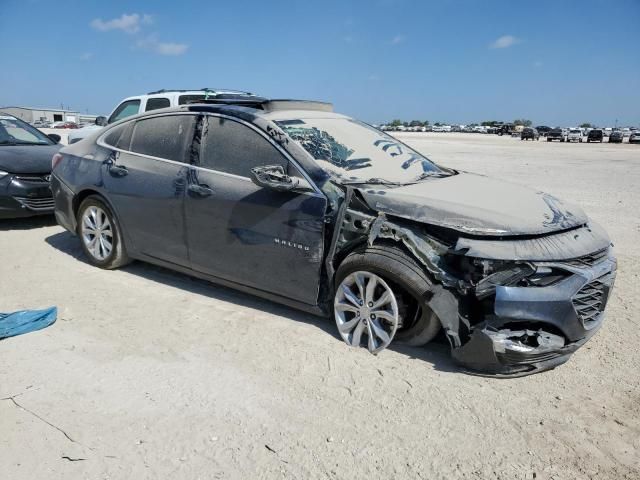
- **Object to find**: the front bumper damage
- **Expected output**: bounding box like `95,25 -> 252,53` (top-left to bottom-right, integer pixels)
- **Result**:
451,257 -> 616,376
330,192 -> 617,377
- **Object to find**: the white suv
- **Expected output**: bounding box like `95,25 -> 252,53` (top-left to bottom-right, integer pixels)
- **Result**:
567,128 -> 583,143
68,88 -> 256,144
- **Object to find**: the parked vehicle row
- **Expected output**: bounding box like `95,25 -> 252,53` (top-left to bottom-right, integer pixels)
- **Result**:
380,123 -> 639,141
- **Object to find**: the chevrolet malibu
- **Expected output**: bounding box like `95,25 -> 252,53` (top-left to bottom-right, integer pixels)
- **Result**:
51,97 -> 616,376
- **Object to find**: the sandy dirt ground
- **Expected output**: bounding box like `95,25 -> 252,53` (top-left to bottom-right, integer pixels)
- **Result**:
1,133 -> 639,479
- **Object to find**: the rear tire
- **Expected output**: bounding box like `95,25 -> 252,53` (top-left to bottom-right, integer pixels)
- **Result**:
77,196 -> 130,269
334,244 -> 441,349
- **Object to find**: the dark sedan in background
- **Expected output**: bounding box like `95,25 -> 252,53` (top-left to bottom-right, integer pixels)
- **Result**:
0,115 -> 60,218
608,131 -> 624,143
587,129 -> 604,142
520,127 -> 540,141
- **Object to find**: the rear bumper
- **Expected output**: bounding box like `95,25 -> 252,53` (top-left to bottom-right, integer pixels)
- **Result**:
0,174 -> 54,219
452,256 -> 617,376
50,174 -> 77,233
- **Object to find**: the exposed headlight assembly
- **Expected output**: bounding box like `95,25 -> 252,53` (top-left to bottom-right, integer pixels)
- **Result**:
475,262 -> 569,299
475,263 -> 535,299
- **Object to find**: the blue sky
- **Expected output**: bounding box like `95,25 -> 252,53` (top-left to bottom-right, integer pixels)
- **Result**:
1,0 -> 639,126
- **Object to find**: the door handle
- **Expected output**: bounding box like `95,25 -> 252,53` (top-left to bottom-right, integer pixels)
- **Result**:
188,184 -> 213,197
109,164 -> 128,177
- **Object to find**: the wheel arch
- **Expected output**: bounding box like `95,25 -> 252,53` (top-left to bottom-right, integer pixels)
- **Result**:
73,189 -> 132,252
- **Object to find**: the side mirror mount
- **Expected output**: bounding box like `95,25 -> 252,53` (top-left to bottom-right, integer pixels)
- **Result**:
47,134 -> 61,144
95,116 -> 108,127
250,165 -> 301,192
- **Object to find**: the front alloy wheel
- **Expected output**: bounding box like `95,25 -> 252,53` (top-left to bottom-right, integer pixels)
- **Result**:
334,271 -> 399,354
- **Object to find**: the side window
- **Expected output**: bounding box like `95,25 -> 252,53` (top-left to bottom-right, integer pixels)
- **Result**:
108,100 -> 141,124
103,122 -> 134,150
178,94 -> 206,105
145,97 -> 170,112
200,117 -> 287,177
130,115 -> 196,163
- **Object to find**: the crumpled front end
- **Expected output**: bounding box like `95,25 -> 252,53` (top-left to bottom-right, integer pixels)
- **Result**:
327,186 -> 617,377
451,252 -> 617,376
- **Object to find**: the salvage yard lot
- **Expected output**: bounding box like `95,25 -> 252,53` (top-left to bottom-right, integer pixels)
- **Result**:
1,133 -> 639,479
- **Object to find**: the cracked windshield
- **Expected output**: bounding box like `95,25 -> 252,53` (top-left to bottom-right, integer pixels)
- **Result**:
276,118 -> 447,184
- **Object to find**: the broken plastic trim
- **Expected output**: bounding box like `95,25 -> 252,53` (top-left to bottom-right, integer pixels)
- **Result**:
366,213 -> 459,288
487,327 -> 565,354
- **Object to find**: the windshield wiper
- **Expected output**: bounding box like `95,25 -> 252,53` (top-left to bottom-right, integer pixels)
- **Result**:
411,170 -> 454,182
0,140 -> 45,146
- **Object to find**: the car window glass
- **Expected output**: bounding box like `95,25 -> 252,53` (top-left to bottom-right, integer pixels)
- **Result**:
0,117 -> 51,145
200,117 -> 287,177
145,97 -> 170,112
178,94 -> 206,105
130,115 -> 196,163
103,125 -> 124,147
108,100 -> 141,124
103,122 -> 134,150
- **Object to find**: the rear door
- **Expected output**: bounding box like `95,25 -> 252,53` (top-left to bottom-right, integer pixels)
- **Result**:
184,115 -> 327,304
100,113 -> 197,265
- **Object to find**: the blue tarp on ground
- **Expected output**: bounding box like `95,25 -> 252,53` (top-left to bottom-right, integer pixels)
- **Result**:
0,307 -> 57,340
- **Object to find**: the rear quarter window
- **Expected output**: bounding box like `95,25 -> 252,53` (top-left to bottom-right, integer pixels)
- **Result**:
103,122 -> 134,150
145,97 -> 170,111
178,94 -> 206,105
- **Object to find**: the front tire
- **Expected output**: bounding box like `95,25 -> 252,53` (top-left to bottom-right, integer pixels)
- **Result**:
77,196 -> 130,269
334,245 -> 441,352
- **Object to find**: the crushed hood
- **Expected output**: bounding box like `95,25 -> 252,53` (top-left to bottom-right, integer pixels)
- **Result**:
358,173 -> 588,236
0,144 -> 60,174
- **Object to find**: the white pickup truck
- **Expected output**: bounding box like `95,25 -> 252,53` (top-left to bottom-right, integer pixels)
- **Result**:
68,88 -> 256,144
566,128 -> 583,143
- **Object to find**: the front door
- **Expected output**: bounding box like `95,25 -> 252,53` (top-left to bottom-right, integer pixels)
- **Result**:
101,113 -> 197,265
184,115 -> 327,305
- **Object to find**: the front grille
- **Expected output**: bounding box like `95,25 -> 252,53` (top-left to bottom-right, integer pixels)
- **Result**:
572,274 -> 610,329
13,196 -> 55,211
14,174 -> 51,183
565,249 -> 609,268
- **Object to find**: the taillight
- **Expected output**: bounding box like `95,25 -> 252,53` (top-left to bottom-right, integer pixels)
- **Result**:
51,153 -> 63,170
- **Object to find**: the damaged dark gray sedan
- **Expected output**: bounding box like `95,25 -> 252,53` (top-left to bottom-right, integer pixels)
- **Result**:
51,96 -> 617,376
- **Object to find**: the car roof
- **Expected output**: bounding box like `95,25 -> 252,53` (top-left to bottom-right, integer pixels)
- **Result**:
100,98 -> 345,129
122,88 -> 255,100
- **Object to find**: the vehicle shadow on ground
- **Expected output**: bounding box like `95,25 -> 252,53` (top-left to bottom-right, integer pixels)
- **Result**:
45,230 -> 460,374
0,216 -> 58,231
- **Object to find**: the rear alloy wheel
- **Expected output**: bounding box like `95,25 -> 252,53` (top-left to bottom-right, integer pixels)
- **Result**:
334,271 -> 399,354
77,196 -> 130,269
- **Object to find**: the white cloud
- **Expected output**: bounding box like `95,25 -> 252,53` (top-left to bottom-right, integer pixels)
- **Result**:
489,35 -> 520,49
136,36 -> 188,56
391,34 -> 405,45
79,52 -> 93,61
90,13 -> 152,34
